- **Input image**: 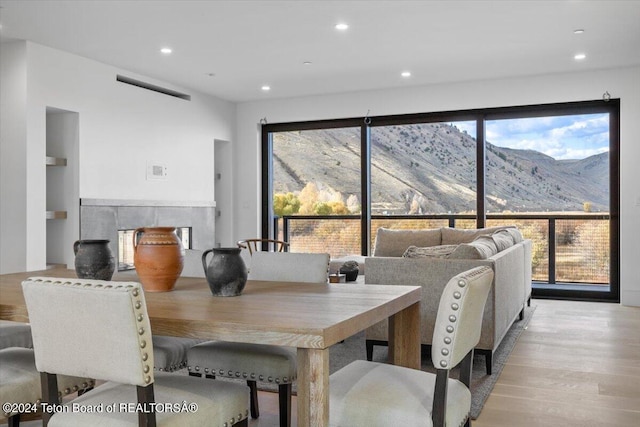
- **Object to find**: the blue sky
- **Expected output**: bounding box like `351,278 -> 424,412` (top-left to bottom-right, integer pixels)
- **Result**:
455,114 -> 610,160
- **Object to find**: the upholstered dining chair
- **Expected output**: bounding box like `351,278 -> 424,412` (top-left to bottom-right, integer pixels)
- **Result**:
21,277 -> 250,427
0,320 -> 34,350
237,238 -> 290,255
329,265 -> 494,427
0,347 -> 94,427
188,251 -> 330,427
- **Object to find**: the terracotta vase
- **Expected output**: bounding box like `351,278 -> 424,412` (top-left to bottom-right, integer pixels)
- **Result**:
73,239 -> 115,280
202,247 -> 247,297
133,227 -> 184,292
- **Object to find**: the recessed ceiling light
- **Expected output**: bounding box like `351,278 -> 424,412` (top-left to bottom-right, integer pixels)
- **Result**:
574,29 -> 585,34
303,61 -> 312,66
261,85 -> 271,91
160,47 -> 172,54
574,53 -> 586,60
401,71 -> 411,78
335,23 -> 349,31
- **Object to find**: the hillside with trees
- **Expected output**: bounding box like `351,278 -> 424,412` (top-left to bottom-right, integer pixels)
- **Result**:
272,123 -> 609,215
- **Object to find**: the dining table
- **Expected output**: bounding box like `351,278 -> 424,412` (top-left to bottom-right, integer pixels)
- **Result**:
0,267 -> 421,427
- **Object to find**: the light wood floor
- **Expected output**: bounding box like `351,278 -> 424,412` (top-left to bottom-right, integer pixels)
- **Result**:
6,299 -> 639,427
249,299 -> 640,427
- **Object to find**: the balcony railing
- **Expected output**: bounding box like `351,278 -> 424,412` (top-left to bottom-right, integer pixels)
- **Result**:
275,213 -> 611,286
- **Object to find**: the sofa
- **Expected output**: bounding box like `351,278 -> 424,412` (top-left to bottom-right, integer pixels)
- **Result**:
364,226 -> 532,374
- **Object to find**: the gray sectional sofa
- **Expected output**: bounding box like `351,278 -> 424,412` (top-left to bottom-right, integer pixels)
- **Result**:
364,226 -> 532,374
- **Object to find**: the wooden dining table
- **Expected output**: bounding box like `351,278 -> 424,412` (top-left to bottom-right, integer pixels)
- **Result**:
0,268 -> 421,427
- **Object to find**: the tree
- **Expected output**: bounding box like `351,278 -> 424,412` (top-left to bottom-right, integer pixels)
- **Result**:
273,192 -> 300,216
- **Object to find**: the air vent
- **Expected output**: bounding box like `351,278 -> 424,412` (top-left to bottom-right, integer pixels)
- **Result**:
116,75 -> 191,101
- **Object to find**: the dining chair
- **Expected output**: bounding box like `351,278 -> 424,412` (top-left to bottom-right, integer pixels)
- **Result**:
188,251 -> 330,427
0,347 -> 94,427
21,277 -> 250,427
0,319 -> 33,350
329,265 -> 494,427
237,238 -> 290,255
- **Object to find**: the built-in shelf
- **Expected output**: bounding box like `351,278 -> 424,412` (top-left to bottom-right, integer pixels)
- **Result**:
46,211 -> 67,220
45,156 -> 67,166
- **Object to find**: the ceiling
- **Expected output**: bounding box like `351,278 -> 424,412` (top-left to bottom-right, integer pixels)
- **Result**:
1,1 -> 639,103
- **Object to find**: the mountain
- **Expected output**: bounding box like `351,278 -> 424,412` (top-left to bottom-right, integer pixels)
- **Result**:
272,123 -> 609,214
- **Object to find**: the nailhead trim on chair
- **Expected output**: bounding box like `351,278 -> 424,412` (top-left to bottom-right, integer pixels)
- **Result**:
29,278 -> 154,386
187,364 -> 295,384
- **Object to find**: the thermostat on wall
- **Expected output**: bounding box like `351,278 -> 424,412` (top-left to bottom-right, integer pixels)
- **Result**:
146,161 -> 168,180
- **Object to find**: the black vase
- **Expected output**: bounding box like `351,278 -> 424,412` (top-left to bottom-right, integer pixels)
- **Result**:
202,247 -> 248,296
340,267 -> 359,282
73,239 -> 115,280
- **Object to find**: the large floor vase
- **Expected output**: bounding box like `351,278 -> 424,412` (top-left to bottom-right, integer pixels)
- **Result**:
202,247 -> 247,296
133,227 -> 184,292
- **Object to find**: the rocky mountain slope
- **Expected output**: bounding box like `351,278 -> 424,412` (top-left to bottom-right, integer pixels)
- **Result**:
272,123 -> 609,214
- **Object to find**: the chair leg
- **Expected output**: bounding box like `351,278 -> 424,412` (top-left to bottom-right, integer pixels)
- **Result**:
278,383 -> 292,427
519,306 -> 525,321
247,380 -> 259,419
7,414 -> 20,427
365,339 -> 374,361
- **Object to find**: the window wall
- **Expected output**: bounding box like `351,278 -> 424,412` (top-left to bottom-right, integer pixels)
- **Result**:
262,100 -> 620,301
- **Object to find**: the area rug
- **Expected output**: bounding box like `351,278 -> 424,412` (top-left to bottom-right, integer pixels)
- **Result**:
257,304 -> 536,420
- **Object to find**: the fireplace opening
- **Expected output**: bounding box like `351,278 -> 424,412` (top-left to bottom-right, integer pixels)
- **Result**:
117,227 -> 192,271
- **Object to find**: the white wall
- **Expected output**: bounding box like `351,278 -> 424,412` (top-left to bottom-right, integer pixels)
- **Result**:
236,66 -> 640,306
0,41 -> 236,273
0,42 -> 28,273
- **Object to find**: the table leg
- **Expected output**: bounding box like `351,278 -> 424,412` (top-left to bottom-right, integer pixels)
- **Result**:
388,301 -> 421,369
296,347 -> 329,427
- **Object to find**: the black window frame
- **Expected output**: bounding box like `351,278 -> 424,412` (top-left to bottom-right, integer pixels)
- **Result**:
261,99 -> 620,302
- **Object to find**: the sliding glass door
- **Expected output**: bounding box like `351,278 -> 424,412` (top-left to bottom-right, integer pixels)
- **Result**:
262,100 -> 619,301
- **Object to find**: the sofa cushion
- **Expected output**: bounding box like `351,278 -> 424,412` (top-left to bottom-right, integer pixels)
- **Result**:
448,235 -> 498,259
373,228 -> 442,257
491,229 -> 515,251
402,245 -> 458,259
502,227 -> 524,243
441,225 -> 516,245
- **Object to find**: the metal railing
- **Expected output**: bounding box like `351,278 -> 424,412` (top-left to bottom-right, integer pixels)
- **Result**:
275,213 -> 611,285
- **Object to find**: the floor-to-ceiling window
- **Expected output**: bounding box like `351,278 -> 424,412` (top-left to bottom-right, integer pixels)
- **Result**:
262,100 -> 619,301
370,120 -> 478,246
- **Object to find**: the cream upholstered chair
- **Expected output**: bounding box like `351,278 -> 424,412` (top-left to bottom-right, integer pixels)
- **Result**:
188,251 -> 330,427
21,277 -> 249,427
0,347 -> 94,426
329,266 -> 494,427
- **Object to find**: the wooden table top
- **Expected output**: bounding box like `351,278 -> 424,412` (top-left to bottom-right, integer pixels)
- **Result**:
0,268 -> 421,349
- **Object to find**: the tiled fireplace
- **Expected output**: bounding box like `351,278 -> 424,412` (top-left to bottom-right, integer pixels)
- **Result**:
80,199 -> 216,272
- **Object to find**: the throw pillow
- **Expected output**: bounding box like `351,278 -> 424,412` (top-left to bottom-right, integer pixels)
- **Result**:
372,228 -> 442,257
441,225 -> 516,245
403,245 -> 458,258
491,229 -> 515,251
448,235 -> 498,259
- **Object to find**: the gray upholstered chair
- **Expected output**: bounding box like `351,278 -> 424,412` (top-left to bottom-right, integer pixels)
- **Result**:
329,266 -> 494,427
188,251 -> 330,427
152,336 -> 203,372
21,277 -> 249,427
0,320 -> 33,350
0,347 -> 94,426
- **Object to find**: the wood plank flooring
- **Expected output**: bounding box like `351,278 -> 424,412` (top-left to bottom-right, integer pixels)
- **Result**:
249,299 -> 640,427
